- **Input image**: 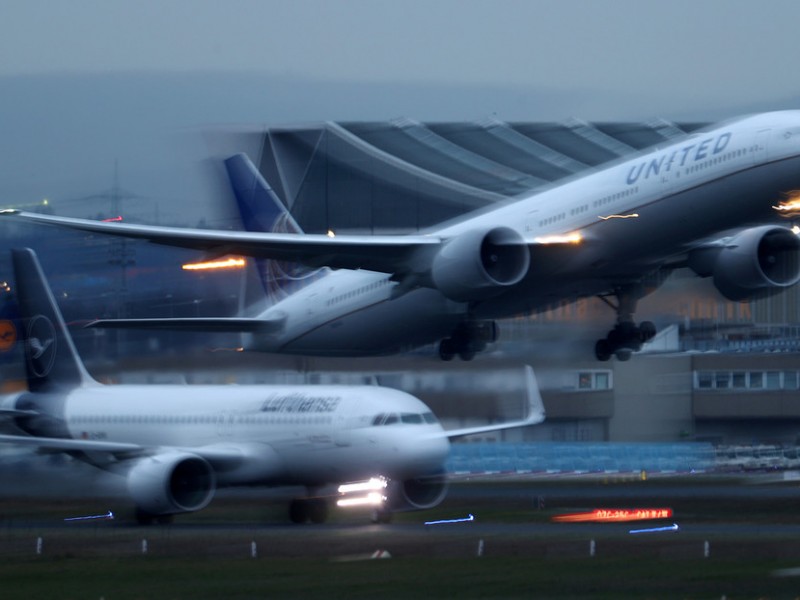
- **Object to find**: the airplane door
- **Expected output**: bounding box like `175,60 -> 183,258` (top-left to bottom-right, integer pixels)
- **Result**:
753,129 -> 770,164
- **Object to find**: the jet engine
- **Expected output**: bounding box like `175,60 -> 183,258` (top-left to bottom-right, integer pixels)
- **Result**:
689,225 -> 800,301
387,472 -> 449,512
126,452 -> 216,517
431,227 -> 530,302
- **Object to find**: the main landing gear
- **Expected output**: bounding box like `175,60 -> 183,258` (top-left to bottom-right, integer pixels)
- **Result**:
438,320 -> 498,361
595,285 -> 657,362
289,496 -> 330,524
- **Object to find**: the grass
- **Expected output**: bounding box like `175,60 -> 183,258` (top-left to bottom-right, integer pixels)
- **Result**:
1,555 -> 799,599
2,477 -> 800,598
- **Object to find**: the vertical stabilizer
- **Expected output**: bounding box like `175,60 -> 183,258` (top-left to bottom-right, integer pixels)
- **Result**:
225,153 -> 304,235
11,248 -> 96,392
224,153 -> 323,304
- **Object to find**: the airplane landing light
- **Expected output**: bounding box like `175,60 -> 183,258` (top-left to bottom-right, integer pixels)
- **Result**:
337,476 -> 388,509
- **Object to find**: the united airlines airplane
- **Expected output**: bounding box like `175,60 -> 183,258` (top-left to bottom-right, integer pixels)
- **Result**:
6,111 -> 800,361
0,249 -> 544,524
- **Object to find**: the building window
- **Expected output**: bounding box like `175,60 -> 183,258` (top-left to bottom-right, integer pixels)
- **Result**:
749,372 -> 764,389
784,371 -> 799,390
697,372 -> 713,389
576,370 -> 612,391
595,372 -> 610,390
766,371 -> 781,390
732,372 -> 747,389
715,372 -> 730,389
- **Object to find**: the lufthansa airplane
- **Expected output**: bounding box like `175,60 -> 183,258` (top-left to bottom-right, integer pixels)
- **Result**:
0,249 -> 544,524
5,111 -> 800,361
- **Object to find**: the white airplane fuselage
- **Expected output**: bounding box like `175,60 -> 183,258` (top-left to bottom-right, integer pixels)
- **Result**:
253,112 -> 800,356
7,384 -> 449,487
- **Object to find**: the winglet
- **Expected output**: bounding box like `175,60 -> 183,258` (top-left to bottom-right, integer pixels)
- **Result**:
11,248 -> 97,392
441,365 -> 545,440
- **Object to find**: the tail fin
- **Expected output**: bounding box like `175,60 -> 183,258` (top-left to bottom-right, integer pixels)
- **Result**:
11,248 -> 96,392
225,153 -> 304,235
224,153 -> 323,304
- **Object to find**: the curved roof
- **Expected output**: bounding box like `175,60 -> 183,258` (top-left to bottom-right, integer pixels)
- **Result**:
254,119 -> 707,233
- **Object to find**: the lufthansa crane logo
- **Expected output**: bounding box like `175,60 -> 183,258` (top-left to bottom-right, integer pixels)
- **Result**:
0,320 -> 17,352
26,314 -> 56,378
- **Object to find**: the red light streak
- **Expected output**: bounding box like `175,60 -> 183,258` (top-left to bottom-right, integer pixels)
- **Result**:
101,216 -> 123,222
552,508 -> 673,523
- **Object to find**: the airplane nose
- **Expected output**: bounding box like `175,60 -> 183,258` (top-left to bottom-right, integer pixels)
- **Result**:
394,433 -> 450,476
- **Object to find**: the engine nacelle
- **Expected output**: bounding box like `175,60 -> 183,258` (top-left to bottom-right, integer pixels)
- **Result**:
127,452 -> 216,516
388,472 -> 449,512
431,227 -> 530,302
690,226 -> 800,301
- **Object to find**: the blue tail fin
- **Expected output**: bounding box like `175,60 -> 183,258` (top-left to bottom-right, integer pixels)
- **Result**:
11,248 -> 95,392
225,153 -> 304,235
224,154 -> 323,304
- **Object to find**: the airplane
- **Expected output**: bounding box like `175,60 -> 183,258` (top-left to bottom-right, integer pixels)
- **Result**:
5,110 -> 800,361
0,248 -> 545,524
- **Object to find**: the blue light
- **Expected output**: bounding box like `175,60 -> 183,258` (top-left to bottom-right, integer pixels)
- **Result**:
64,510 -> 115,522
424,514 -> 474,525
629,523 -> 679,534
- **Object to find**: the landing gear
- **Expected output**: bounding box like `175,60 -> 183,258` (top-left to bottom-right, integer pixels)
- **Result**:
371,508 -> 393,524
438,320 -> 497,361
595,284 -> 657,362
595,320 -> 656,361
289,497 -> 330,524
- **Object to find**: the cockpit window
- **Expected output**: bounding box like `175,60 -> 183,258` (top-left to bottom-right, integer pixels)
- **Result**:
401,413 -> 423,424
422,412 -> 437,424
372,412 -> 436,426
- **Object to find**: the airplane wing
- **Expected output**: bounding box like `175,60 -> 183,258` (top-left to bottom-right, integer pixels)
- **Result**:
0,433 -> 143,454
1,210 -> 441,275
85,316 -> 286,334
0,434 -> 265,470
440,366 -> 546,440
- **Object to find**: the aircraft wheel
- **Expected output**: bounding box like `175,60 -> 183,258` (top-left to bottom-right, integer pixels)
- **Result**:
308,498 -> 329,524
459,349 -> 475,361
371,508 -> 393,524
595,339 -> 612,362
640,321 -> 657,342
616,348 -> 632,362
289,499 -> 309,524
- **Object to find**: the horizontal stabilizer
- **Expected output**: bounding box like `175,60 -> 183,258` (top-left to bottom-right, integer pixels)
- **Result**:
85,316 -> 286,334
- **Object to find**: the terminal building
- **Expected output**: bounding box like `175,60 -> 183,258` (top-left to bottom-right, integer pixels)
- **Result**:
2,119 -> 799,453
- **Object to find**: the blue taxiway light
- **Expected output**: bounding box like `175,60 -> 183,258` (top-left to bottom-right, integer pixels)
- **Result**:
629,523 -> 679,534
425,514 -> 475,525
64,511 -> 115,522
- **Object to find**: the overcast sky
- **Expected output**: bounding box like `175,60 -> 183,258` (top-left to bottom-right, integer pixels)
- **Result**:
2,0 -> 800,224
